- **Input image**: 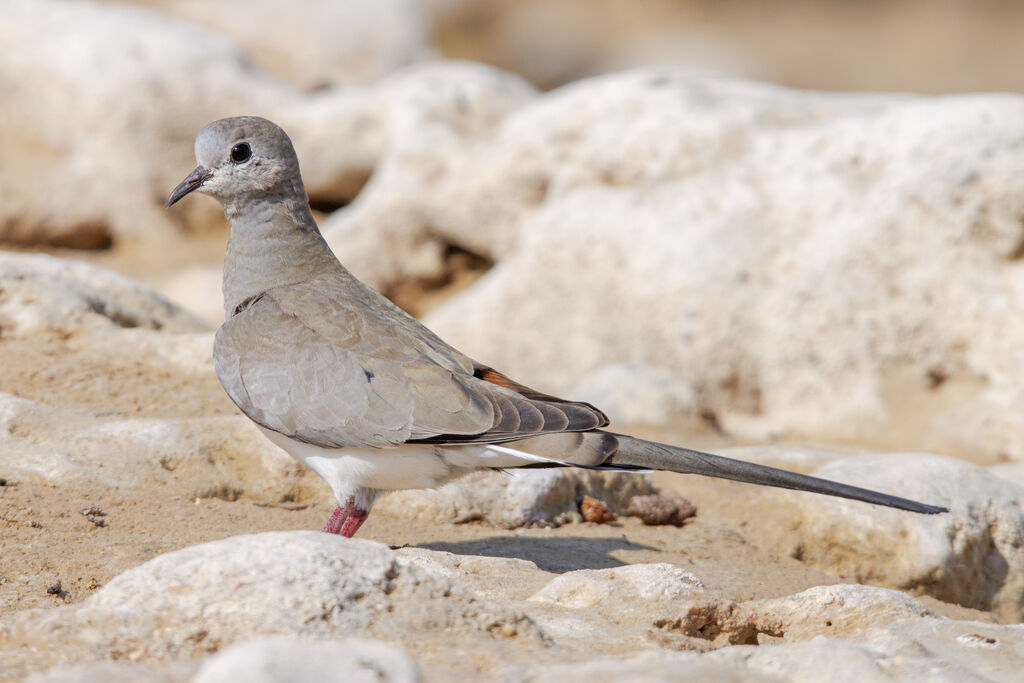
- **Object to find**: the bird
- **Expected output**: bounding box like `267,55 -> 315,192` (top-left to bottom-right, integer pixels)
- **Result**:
166,116 -> 948,538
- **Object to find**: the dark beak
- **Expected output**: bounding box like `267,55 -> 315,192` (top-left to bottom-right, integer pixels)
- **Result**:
165,165 -> 211,207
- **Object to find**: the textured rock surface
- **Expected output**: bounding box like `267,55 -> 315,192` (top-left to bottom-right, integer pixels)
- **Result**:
529,563 -> 707,609
375,468 -> 652,528
516,618 -> 1024,682
660,452 -> 1024,620
24,660 -> 196,683
0,253 -> 318,503
735,584 -> 934,641
709,619 -> 1024,683
0,533 -> 543,679
192,637 -> 419,683
0,0 -> 290,249
0,253 -> 207,337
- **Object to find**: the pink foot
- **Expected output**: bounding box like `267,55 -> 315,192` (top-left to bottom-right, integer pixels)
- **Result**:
322,497 -> 354,534
338,507 -> 368,538
322,490 -> 375,538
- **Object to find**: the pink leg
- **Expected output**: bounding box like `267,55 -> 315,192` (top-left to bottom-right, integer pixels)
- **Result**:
322,497 -> 354,535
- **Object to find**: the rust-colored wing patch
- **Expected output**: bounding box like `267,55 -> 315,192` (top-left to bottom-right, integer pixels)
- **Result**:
475,367 -> 519,391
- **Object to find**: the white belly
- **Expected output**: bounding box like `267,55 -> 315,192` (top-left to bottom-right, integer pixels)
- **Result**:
256,426 -> 451,499
256,426 -> 545,505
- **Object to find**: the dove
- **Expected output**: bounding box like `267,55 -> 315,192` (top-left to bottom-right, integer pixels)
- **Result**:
166,116 -> 947,538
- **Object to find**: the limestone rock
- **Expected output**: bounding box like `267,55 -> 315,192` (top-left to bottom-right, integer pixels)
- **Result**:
568,362 -> 697,425
529,563 -> 707,608
0,253 -> 208,337
192,637 -> 419,683
710,619 -> 1024,683
0,533 -> 543,678
516,618 -> 1024,682
0,254 -> 318,504
24,661 -> 195,683
0,0 -> 293,250
732,453 -> 1024,620
989,462 -> 1024,490
736,584 -> 934,641
375,468 -> 652,528
514,652 -> 776,683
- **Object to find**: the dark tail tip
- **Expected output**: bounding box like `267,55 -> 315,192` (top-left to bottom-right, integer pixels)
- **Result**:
910,502 -> 950,515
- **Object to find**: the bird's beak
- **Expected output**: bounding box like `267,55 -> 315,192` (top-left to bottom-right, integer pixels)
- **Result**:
165,165 -> 211,207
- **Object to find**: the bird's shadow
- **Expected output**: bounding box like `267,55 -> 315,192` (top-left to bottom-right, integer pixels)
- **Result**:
414,535 -> 658,573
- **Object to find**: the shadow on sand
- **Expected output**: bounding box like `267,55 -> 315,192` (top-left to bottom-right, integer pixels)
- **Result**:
414,535 -> 659,573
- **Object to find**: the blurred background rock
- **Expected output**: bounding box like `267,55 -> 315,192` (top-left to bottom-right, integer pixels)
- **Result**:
425,0 -> 1024,93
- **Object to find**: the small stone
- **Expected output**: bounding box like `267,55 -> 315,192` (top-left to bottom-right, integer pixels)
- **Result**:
579,496 -> 616,523
80,505 -> 107,527
46,582 -> 62,595
628,495 -> 697,527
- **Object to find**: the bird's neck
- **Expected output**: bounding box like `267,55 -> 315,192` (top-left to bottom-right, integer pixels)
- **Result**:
221,193 -> 339,319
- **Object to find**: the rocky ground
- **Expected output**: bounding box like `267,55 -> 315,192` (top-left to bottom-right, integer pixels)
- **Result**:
4,1 -> 1024,681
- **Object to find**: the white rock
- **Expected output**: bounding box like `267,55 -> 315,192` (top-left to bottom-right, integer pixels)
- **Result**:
518,618 -> 1024,682
733,453 -> 1024,620
989,462 -> 1024,490
710,638 -> 900,683
850,619 -> 1024,682
313,61 -> 537,285
0,253 -> 208,337
24,661 -> 195,683
192,637 -> 418,683
0,253 -> 322,502
0,0 -> 294,249
514,652 -> 776,683
0,387 -> 315,502
529,564 -> 706,608
737,584 -> 934,641
375,467 -> 652,528
569,363 -> 697,424
0,533 -> 542,677
714,619 -> 1024,683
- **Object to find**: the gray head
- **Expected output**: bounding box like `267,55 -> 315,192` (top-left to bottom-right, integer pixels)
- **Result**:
166,116 -> 304,209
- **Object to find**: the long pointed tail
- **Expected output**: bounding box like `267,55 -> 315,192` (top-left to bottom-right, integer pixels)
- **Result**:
604,432 -> 948,514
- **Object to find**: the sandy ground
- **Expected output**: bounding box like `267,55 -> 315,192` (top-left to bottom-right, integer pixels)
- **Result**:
1,440 -> 997,627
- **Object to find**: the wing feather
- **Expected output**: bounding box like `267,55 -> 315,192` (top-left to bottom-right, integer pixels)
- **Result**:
214,277 -> 608,449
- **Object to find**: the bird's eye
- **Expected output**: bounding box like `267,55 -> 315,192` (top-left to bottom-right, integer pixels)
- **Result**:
230,142 -> 252,163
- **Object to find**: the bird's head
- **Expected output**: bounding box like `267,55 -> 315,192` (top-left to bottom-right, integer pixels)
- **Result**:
165,116 -> 303,209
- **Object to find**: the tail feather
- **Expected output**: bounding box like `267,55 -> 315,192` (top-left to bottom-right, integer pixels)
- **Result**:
604,432 -> 948,515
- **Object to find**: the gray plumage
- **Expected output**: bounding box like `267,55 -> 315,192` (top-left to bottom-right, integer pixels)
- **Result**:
167,116 -> 947,537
